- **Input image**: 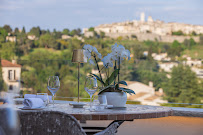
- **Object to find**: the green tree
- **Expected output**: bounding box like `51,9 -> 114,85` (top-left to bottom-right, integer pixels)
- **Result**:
147,45 -> 153,60
88,27 -> 94,32
0,42 -> 15,60
162,44 -> 170,52
22,26 -> 26,34
14,27 -> 19,35
69,29 -> 81,36
3,25 -> 12,33
39,33 -> 57,49
164,65 -> 202,103
62,29 -> 70,35
0,63 -> 5,91
168,40 -> 183,57
40,30 -> 47,35
132,44 -> 144,61
0,36 -> 4,43
172,40 -> 180,48
19,39 -> 34,55
172,30 -> 184,36
100,31 -> 105,38
199,35 -> 203,45
191,31 -> 197,36
0,27 -> 8,39
52,29 -> 62,39
183,38 -> 196,49
29,26 -> 41,37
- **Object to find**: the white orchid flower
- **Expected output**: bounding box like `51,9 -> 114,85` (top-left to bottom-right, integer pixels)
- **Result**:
83,44 -> 102,65
110,43 -> 131,62
84,50 -> 91,59
97,53 -> 102,59
126,49 -> 131,60
102,54 -> 113,68
111,43 -> 118,52
89,59 -> 95,65
120,49 -> 129,60
118,45 -> 125,55
109,52 -> 117,61
92,47 -> 102,59
92,47 -> 98,53
83,44 -> 93,52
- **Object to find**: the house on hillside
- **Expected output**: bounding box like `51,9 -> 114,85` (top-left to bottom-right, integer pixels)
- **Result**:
6,36 -> 16,42
1,60 -> 22,94
152,53 -> 171,61
158,62 -> 178,72
61,35 -> 71,40
27,35 -> 36,40
191,67 -> 203,79
126,81 -> 167,106
183,57 -> 202,67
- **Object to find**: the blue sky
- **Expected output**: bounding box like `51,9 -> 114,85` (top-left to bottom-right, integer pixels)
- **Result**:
0,0 -> 202,31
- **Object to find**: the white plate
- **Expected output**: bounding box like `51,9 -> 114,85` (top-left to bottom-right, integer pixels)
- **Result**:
18,107 -> 45,110
69,102 -> 86,108
106,106 -> 126,110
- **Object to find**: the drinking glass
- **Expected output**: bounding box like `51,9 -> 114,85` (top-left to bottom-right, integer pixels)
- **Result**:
36,93 -> 49,106
93,95 -> 99,105
84,76 -> 98,110
47,76 -> 60,107
91,95 -> 107,111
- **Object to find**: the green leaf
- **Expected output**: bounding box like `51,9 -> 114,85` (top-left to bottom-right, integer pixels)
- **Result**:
104,69 -> 119,86
115,81 -> 127,89
90,73 -> 105,85
118,87 -> 135,95
98,85 -> 114,95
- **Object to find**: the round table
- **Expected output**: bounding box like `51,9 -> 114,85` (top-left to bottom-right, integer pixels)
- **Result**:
17,103 -> 173,134
17,103 -> 173,121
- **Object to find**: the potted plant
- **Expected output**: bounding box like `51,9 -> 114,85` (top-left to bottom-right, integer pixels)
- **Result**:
83,43 -> 135,107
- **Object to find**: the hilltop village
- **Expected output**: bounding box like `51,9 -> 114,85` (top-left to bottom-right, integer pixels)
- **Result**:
83,13 -> 203,43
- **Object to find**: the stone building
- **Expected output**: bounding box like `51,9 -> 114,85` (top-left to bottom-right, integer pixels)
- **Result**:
61,35 -> 71,40
83,13 -> 203,43
27,35 -> 36,40
6,36 -> 16,42
1,60 -> 21,94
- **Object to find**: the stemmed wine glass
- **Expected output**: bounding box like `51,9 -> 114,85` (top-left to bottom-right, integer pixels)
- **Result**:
47,76 -> 60,107
84,76 -> 98,110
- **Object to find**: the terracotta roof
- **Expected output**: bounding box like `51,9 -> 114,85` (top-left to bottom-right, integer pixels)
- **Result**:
1,59 -> 21,67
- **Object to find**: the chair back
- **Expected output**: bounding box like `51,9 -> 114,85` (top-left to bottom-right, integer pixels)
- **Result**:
19,111 -> 86,135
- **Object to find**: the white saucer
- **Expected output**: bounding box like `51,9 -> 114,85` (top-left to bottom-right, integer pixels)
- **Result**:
18,107 -> 45,110
69,102 -> 86,108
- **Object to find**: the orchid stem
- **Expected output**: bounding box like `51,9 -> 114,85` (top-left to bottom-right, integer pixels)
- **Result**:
118,57 -> 120,86
94,54 -> 103,83
114,60 -> 117,86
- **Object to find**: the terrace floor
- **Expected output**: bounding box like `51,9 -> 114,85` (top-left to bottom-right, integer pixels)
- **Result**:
83,116 -> 203,135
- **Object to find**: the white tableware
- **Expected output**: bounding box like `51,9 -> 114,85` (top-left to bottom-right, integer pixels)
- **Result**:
23,98 -> 44,109
47,76 -> 60,107
69,102 -> 86,108
36,93 -> 49,106
84,76 -> 98,111
18,107 -> 45,110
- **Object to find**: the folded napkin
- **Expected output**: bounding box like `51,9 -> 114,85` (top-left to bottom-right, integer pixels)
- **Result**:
24,94 -> 36,98
24,94 -> 52,103
23,98 -> 44,109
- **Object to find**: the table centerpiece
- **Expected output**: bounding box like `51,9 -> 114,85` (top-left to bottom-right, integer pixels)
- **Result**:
83,43 -> 135,107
